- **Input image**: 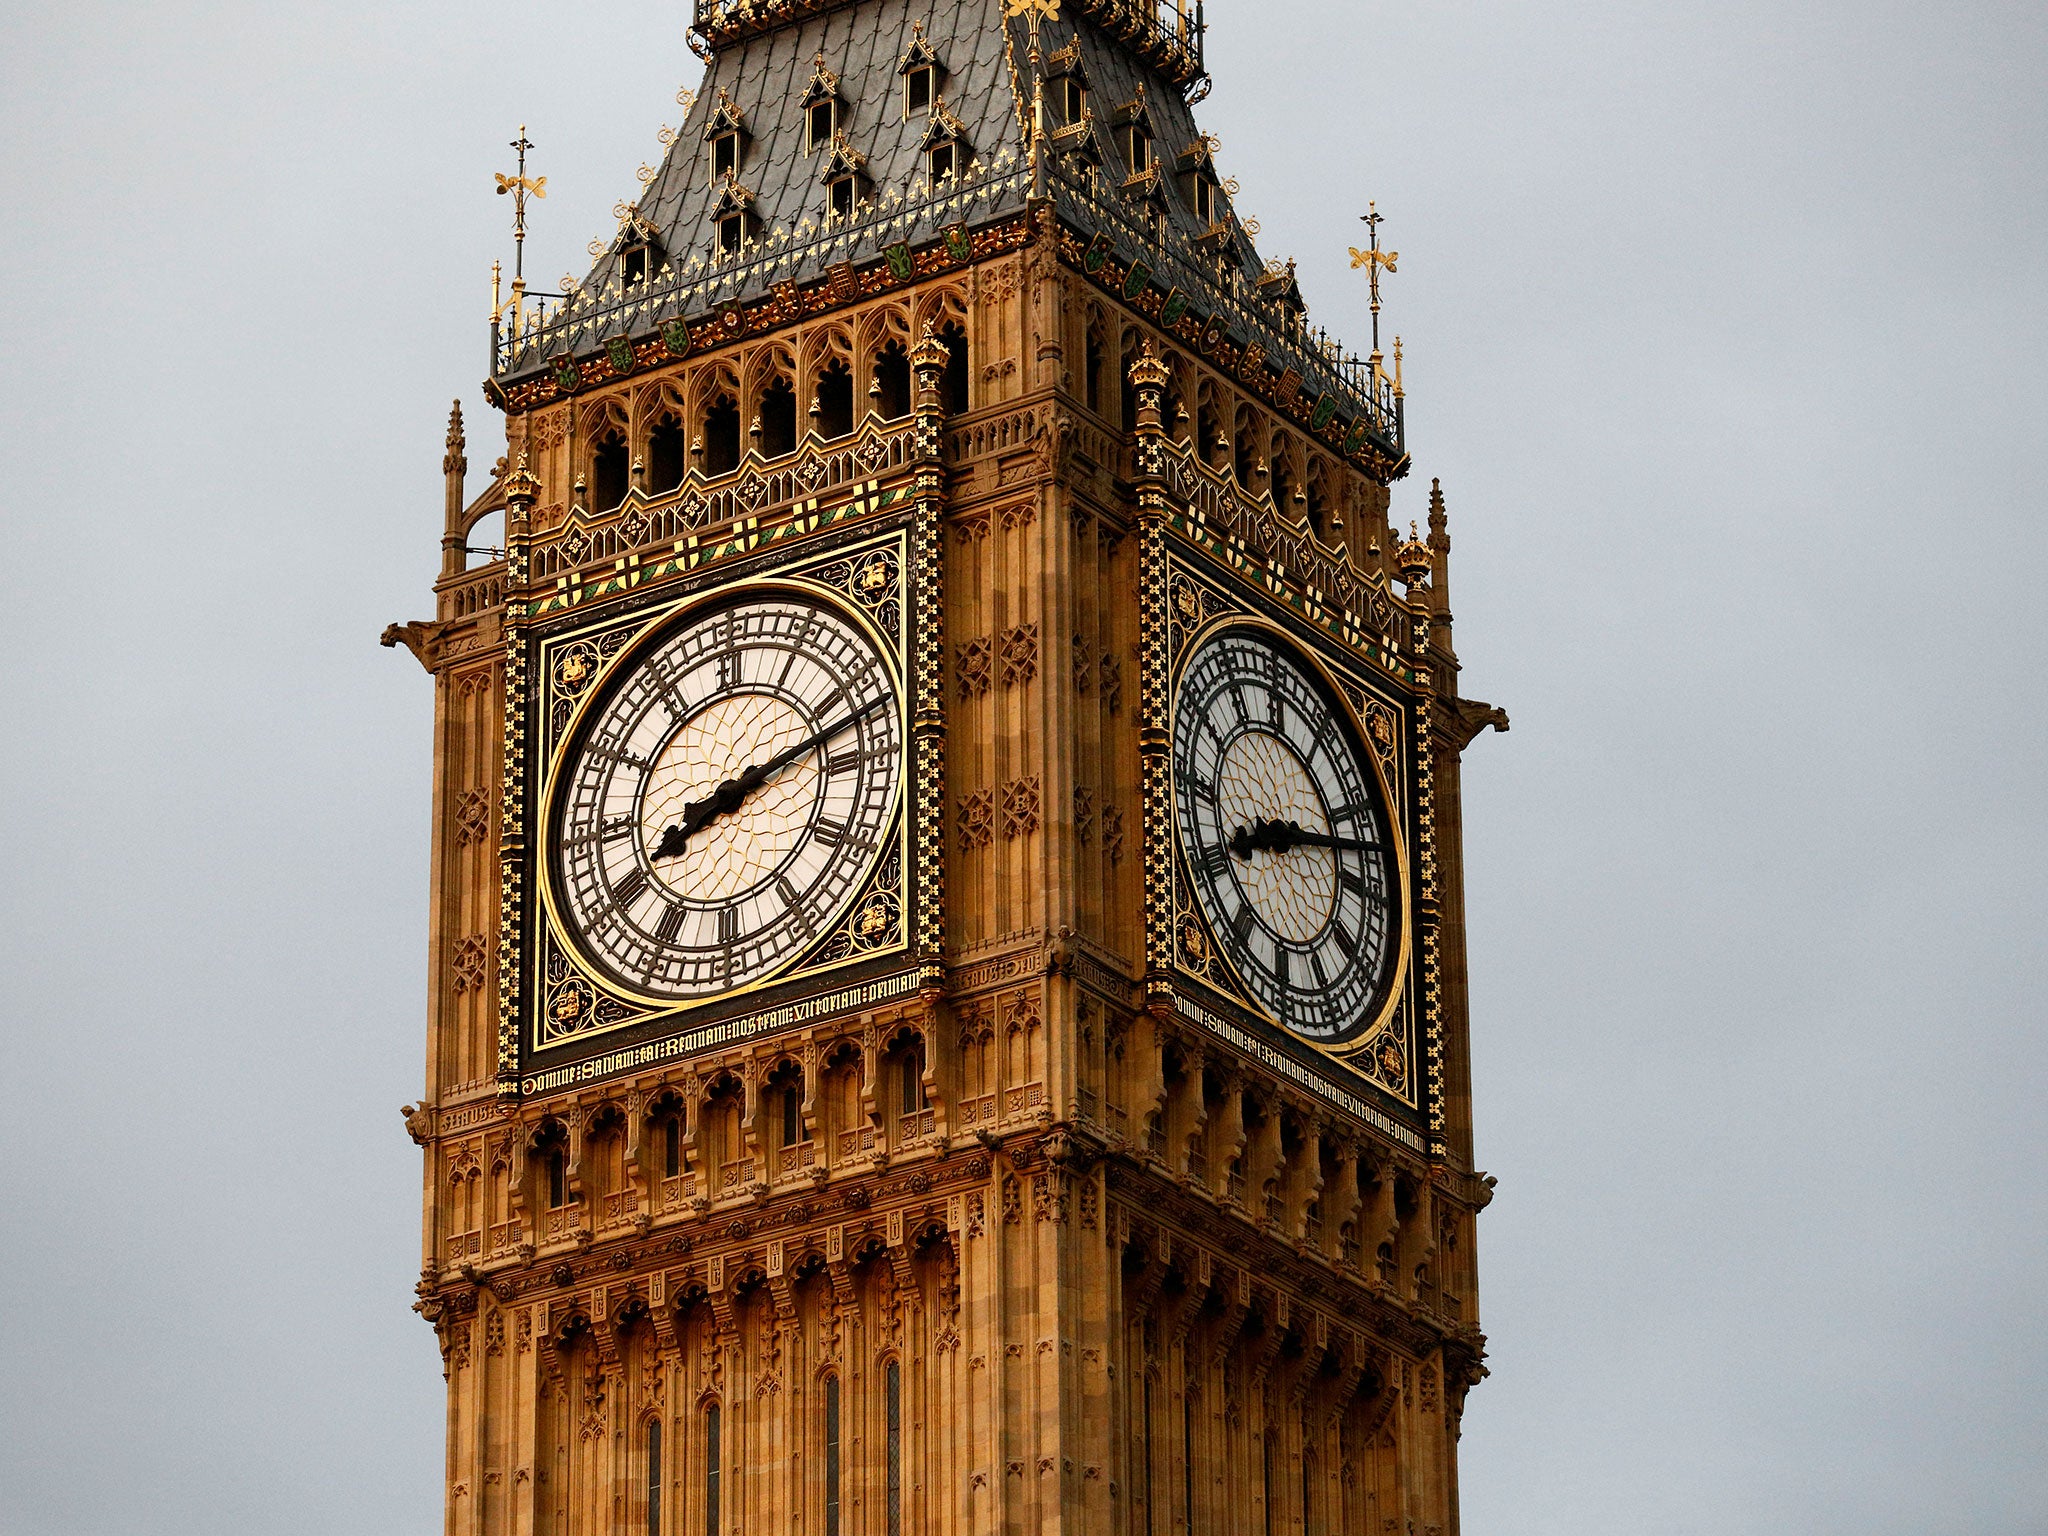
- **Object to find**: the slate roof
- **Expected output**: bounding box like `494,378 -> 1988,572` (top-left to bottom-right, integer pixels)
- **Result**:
492,0 -> 1398,462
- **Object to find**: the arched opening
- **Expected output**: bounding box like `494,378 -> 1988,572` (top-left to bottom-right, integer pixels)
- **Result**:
703,1399 -> 723,1536
535,1120 -> 570,1210
1084,325 -> 1106,414
702,393 -> 741,476
646,1418 -> 663,1536
1271,451 -> 1296,516
823,1043 -> 868,1168
1197,395 -> 1226,472
815,358 -> 854,439
463,507 -> 505,570
939,321 -> 970,415
885,1030 -> 929,1149
884,1359 -> 904,1534
1234,411 -> 1261,491
648,415 -> 688,494
759,376 -> 798,458
823,1373 -> 842,1536
1306,460 -> 1335,542
591,431 -> 630,512
873,340 -> 911,420
1120,332 -> 1142,429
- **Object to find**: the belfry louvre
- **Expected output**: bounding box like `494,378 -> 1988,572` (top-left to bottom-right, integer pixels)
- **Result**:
388,2 -> 1506,1531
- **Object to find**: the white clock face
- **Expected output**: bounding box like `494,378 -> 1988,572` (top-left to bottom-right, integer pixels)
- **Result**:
550,592 -> 902,1000
1173,630 -> 1400,1044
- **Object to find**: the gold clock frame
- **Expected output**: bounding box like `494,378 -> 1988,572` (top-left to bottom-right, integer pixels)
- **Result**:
523,543 -> 914,1053
1167,609 -> 1416,1086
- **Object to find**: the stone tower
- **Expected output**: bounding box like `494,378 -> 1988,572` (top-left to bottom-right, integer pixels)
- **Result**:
387,2 -> 1507,1532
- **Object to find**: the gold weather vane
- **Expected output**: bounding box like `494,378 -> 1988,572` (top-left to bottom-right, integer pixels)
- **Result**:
494,127 -> 547,336
1350,200 -> 1399,364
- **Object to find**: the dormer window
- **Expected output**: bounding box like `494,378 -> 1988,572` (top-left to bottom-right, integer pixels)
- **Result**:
906,66 -> 935,115
1120,124 -> 1151,173
1192,170 -> 1220,228
919,102 -> 969,187
703,89 -> 749,180
1059,76 -> 1087,126
818,132 -> 869,222
710,175 -> 757,259
808,98 -> 838,150
898,23 -> 945,117
801,52 -> 844,153
623,243 -> 650,285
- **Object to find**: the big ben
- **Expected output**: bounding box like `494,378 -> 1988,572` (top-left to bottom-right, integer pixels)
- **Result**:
386,3 -> 1507,1532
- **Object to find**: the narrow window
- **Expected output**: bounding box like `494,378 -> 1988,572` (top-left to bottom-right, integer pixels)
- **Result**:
647,1419 -> 663,1536
1262,1434 -> 1274,1536
905,66 -> 934,114
648,420 -> 688,495
927,141 -> 956,184
760,377 -> 798,458
1302,1449 -> 1314,1536
824,1375 -> 842,1536
547,1148 -> 568,1209
901,1050 -> 925,1115
809,99 -> 836,151
703,395 -> 741,475
1184,1393 -> 1196,1535
1085,330 -> 1104,414
591,433 -> 630,511
1193,173 -> 1218,227
624,245 -> 649,285
885,1361 -> 903,1536
1060,78 -> 1086,125
816,360 -> 854,439
874,342 -> 911,420
711,132 -> 738,179
1143,1372 -> 1156,1536
662,1115 -> 683,1179
782,1084 -> 801,1150
829,175 -> 856,220
939,322 -> 970,416
1123,126 -> 1150,173
704,1402 -> 722,1536
716,213 -> 745,257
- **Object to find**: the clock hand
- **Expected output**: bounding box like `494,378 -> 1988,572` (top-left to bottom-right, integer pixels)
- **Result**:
1228,818 -> 1382,860
651,696 -> 887,860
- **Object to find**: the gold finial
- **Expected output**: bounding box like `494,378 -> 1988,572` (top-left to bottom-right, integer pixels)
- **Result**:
1349,201 -> 1399,359
504,453 -> 542,506
496,127 -> 546,333
1395,519 -> 1432,585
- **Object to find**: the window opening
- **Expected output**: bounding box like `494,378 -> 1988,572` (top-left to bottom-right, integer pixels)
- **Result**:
760,377 -> 798,458
648,419 -> 687,495
592,434 -> 629,512
808,99 -> 837,151
874,342 -> 911,421
1122,125 -> 1151,173
716,213 -> 745,256
905,66 -> 934,115
885,1360 -> 903,1536
1143,1372 -> 1156,1536
816,360 -> 854,440
710,133 -> 739,180
546,1147 -> 568,1209
1184,1392 -> 1196,1535
703,1402 -> 722,1536
647,1419 -> 663,1536
939,322 -> 969,416
782,1084 -> 801,1149
1085,330 -> 1105,414
663,1115 -> 683,1179
829,174 -> 857,220
1060,77 -> 1086,125
927,141 -> 957,184
703,395 -> 741,475
824,1375 -> 842,1536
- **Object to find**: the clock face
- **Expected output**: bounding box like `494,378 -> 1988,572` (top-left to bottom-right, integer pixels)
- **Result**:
550,591 -> 902,1001
1173,630 -> 1400,1044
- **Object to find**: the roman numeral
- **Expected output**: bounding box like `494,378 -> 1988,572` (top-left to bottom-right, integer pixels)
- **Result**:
1200,844 -> 1231,880
656,904 -> 686,944
601,816 -> 635,843
719,907 -> 739,946
1274,947 -> 1291,991
1229,904 -> 1255,945
816,818 -> 848,847
826,748 -> 862,777
774,874 -> 800,911
612,870 -> 648,908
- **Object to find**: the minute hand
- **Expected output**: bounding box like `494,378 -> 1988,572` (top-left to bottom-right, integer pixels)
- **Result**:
652,696 -> 887,860
1229,818 -> 1381,860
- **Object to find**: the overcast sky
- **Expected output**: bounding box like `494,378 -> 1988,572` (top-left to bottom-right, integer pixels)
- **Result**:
2,1 -> 2043,1532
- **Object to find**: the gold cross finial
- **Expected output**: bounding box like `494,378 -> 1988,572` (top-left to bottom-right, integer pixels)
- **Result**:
1349,200 -> 1400,356
495,126 -> 547,287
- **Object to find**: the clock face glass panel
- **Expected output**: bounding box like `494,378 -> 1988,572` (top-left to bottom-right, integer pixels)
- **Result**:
1173,631 -> 1399,1044
551,592 -> 902,1001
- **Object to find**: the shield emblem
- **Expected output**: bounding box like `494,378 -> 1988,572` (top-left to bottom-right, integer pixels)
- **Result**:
1199,314 -> 1227,353
1082,231 -> 1113,274
1160,288 -> 1190,328
1122,261 -> 1151,302
661,318 -> 693,357
552,357 -> 581,393
1310,393 -> 1339,432
606,336 -> 635,373
882,241 -> 914,281
944,223 -> 972,263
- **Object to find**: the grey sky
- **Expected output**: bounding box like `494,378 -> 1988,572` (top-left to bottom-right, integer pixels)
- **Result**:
1,1 -> 2042,1532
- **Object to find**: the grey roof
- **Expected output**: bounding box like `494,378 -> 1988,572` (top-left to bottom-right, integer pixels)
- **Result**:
491,1 -> 1400,463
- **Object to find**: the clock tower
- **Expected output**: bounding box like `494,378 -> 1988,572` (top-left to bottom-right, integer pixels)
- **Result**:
388,3 -> 1506,1532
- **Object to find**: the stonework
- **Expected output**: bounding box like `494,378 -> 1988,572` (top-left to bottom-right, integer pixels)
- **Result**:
388,4 -> 1504,1532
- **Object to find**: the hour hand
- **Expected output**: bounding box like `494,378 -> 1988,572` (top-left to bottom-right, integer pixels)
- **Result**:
1229,818 -> 1381,859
